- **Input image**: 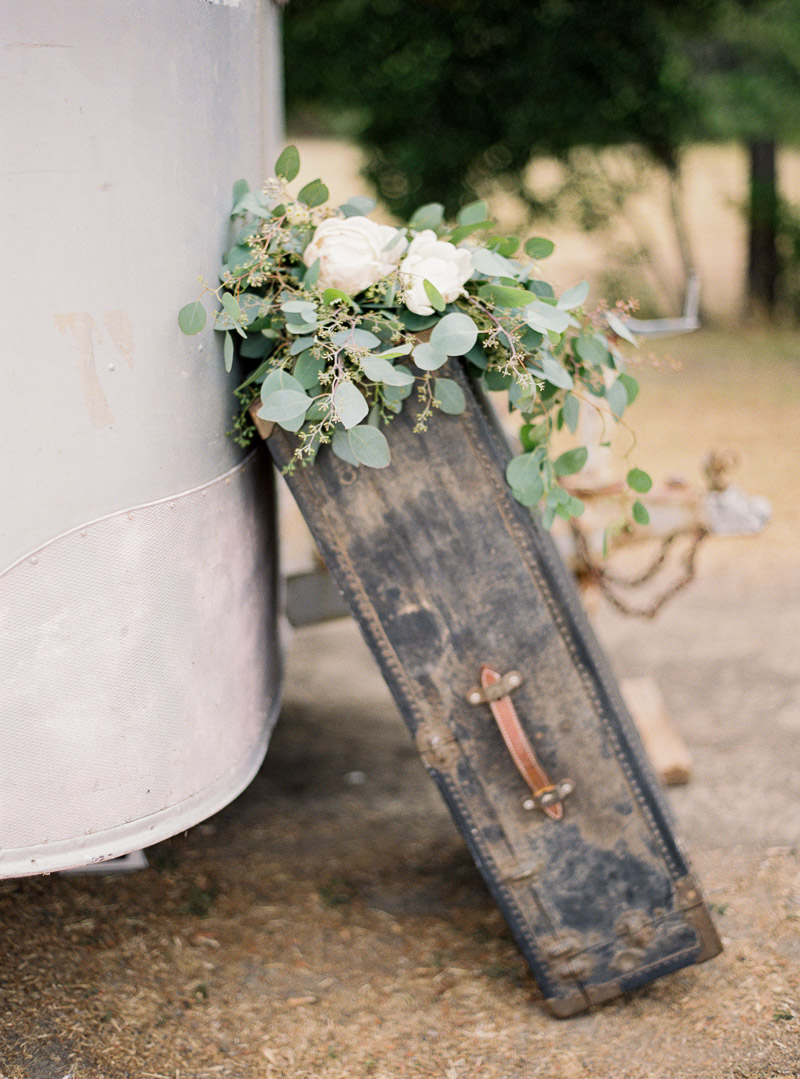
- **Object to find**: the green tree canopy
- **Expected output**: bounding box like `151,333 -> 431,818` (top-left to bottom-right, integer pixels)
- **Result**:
284,0 -> 730,217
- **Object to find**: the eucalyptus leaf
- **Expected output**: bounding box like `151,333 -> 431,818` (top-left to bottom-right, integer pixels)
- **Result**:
562,393 -> 580,433
488,235 -> 520,257
605,378 -> 628,418
382,372 -> 414,404
261,368 -> 307,399
281,299 -> 317,315
524,237 -> 555,260
520,328 -> 544,351
398,310 -> 439,332
257,388 -> 311,423
230,178 -> 250,215
237,192 -> 271,219
339,195 -> 377,217
512,478 -> 545,508
457,200 -> 488,226
294,351 -> 326,389
290,335 -> 316,356
471,248 -> 519,278
306,399 -> 331,422
221,293 -> 242,322
225,244 -> 254,271
322,287 -> 356,308
482,369 -> 512,391
465,342 -> 488,369
553,446 -> 588,476
412,341 -> 449,371
178,301 -> 206,335
373,343 -> 413,359
423,278 -> 446,313
275,145 -> 300,182
506,452 -> 542,491
527,279 -> 555,300
575,335 -> 609,366
223,331 -> 234,373
331,427 -> 360,466
433,378 -> 466,415
297,178 -> 329,208
540,355 -> 573,389
332,327 -> 381,351
508,380 -> 535,411
360,354 -> 415,386
618,372 -> 639,405
478,283 -> 534,308
429,312 -> 479,356
558,280 -> 590,310
333,381 -> 368,429
304,258 -> 321,288
278,410 -> 307,433
409,203 -> 444,230
626,468 -> 653,493
632,500 -> 650,525
606,311 -> 638,346
348,424 -> 391,468
448,220 -> 495,245
239,293 -> 271,324
525,300 -> 570,335
240,334 -> 274,360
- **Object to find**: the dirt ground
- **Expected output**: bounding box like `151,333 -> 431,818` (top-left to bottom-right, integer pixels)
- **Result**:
1,327 -> 798,1078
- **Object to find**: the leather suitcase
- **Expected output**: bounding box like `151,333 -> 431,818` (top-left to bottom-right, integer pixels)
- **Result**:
251,360 -> 721,1016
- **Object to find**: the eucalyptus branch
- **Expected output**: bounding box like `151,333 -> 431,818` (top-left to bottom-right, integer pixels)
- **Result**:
178,144 -> 651,528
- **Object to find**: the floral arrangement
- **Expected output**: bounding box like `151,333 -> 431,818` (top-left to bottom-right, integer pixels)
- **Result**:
179,146 -> 653,529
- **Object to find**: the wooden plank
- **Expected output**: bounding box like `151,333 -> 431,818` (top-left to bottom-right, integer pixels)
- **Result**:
620,677 -> 692,787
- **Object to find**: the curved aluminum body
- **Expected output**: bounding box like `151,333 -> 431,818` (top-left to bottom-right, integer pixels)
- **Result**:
1,0 -> 284,876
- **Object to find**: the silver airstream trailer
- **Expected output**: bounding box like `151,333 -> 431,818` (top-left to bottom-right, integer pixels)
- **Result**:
1,1 -> 285,876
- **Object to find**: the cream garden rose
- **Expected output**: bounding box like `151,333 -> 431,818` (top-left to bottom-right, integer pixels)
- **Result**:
399,231 -> 474,316
303,215 -> 406,296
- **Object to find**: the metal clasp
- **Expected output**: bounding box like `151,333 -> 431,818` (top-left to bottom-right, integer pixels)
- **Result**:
522,779 -> 575,813
466,669 -> 522,705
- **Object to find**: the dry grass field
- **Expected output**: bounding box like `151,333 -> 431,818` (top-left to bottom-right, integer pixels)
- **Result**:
0,141 -> 798,1079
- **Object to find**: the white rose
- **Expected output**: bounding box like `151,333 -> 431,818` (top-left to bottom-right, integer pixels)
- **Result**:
399,230 -> 474,315
303,216 -> 407,296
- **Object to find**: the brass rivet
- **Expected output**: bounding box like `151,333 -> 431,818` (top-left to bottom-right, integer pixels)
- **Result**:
522,798 -> 535,812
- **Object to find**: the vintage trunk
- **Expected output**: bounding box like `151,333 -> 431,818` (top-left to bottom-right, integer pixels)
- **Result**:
253,361 -> 721,1016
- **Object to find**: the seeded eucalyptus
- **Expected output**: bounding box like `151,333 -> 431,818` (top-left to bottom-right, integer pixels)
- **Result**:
179,146 -> 651,528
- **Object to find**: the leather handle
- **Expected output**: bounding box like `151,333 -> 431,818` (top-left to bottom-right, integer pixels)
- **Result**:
479,664 -> 570,821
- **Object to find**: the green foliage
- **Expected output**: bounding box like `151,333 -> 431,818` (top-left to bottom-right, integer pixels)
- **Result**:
178,301 -> 206,335
282,0 -> 721,217
627,467 -> 653,493
179,146 -> 645,528
681,0 -> 800,145
275,145 -> 301,182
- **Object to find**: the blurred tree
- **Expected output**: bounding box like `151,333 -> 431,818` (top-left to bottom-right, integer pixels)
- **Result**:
283,0 -> 720,219
681,0 -> 800,312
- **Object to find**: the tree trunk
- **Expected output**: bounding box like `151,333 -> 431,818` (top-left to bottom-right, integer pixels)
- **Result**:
747,139 -> 779,314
